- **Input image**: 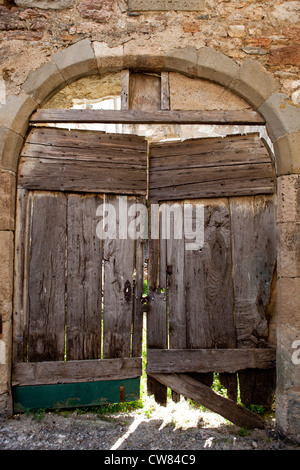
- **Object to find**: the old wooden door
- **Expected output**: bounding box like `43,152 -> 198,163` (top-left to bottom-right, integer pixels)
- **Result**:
12,127 -> 147,412
146,133 -> 277,428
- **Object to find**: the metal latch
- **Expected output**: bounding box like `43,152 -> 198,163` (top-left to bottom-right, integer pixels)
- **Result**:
140,296 -> 149,313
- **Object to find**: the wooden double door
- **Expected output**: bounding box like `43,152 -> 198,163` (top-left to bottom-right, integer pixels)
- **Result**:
12,127 -> 147,411
12,127 -> 276,426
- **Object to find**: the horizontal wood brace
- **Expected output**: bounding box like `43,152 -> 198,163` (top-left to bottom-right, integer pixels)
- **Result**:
30,109 -> 266,125
12,357 -> 142,387
146,348 -> 276,374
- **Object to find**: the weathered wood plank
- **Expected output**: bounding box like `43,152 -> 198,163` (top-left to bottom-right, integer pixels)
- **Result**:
185,200 -> 236,393
230,195 -> 277,406
21,143 -> 147,167
146,348 -> 276,374
165,202 -> 186,402
121,69 -> 130,110
66,194 -> 103,361
150,162 -> 274,190
19,127 -> 148,195
25,127 -> 147,150
149,133 -> 270,162
102,196 -> 136,359
149,373 -> 264,429
166,202 -> 186,350
205,202 -> 236,349
27,192 -> 67,362
149,134 -> 274,200
18,157 -> 147,195
149,176 -> 274,201
30,109 -> 266,125
129,73 -> 161,111
132,196 -> 146,358
230,196 -> 277,348
13,378 -> 141,412
12,357 -> 142,386
147,203 -> 168,406
12,189 -> 30,363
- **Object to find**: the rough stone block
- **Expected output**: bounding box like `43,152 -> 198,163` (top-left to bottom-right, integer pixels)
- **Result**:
277,174 -> 300,223
0,364 -> 8,390
0,79 -> 5,106
0,170 -> 16,231
277,393 -> 300,442
196,47 -> 239,87
269,45 -> 300,67
259,93 -> 300,142
128,0 -> 205,11
22,60 -> 67,105
277,222 -> 300,278
274,130 -> 300,176
0,318 -> 12,370
0,126 -> 24,173
77,0 -> 114,23
0,231 -> 14,321
0,93 -> 38,138
271,2 -> 300,25
277,277 -> 300,329
93,42 -> 124,74
53,39 -> 98,84
228,25 -> 246,38
0,391 -> 11,422
229,59 -> 279,109
15,0 -> 75,9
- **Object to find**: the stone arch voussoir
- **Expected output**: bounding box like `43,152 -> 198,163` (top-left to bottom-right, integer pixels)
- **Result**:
0,39 -> 299,175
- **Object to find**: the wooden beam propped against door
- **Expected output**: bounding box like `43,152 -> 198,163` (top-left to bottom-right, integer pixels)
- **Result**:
148,373 -> 265,430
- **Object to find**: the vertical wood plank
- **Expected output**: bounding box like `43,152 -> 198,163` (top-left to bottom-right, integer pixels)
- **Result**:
206,200 -> 237,400
166,202 -> 186,349
66,194 -> 103,361
132,196 -> 146,358
165,202 -> 185,402
230,195 -> 276,406
102,195 -> 136,359
27,192 -> 67,362
129,73 -> 161,111
147,201 -> 168,405
205,201 -> 235,348
121,69 -> 130,110
13,189 -> 30,363
185,200 -> 236,397
185,201 -> 214,388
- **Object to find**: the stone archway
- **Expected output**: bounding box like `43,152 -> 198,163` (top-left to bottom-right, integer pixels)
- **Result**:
0,39 -> 299,441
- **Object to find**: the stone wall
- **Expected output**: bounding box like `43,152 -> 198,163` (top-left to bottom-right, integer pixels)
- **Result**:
0,0 -> 299,100
0,0 -> 299,443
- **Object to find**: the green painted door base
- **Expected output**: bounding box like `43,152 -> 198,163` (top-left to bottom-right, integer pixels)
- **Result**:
13,378 -> 140,413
